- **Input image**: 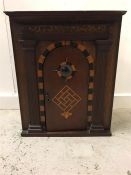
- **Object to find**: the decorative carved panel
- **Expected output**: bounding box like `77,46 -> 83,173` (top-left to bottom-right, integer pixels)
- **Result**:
27,24 -> 109,33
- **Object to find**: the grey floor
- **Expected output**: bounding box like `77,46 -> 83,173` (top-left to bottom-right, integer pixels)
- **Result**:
0,109 -> 131,175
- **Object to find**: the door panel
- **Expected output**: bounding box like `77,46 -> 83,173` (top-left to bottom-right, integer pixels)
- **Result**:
44,46 -> 89,131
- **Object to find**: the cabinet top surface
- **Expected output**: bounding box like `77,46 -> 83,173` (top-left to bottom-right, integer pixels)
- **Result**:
5,11 -> 126,24
5,11 -> 126,16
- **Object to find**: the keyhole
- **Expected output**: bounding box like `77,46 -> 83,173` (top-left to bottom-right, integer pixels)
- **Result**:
62,67 -> 69,73
60,65 -> 72,78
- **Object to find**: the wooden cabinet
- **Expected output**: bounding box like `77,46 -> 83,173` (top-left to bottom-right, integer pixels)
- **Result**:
5,11 -> 126,136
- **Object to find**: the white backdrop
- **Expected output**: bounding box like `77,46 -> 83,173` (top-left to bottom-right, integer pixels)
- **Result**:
0,0 -> 130,109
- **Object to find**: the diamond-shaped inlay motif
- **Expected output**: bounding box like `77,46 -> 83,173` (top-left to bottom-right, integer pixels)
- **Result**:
52,85 -> 81,119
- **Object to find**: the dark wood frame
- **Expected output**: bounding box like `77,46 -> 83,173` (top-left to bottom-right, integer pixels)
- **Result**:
5,11 -> 126,137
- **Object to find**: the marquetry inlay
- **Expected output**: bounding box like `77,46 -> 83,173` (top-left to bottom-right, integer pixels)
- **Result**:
52,85 -> 81,119
37,41 -> 95,125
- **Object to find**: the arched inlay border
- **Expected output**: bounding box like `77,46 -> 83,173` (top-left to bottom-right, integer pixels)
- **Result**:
37,41 -> 95,127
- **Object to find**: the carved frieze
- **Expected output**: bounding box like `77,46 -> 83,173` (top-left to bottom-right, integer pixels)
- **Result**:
25,24 -> 109,33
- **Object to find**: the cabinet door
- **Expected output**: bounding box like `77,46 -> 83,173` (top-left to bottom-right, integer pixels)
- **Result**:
37,41 -> 95,131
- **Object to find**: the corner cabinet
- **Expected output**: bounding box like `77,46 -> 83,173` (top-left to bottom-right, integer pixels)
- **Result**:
5,11 -> 126,136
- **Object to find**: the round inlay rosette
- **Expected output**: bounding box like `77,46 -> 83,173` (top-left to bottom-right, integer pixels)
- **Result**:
56,59 -> 76,81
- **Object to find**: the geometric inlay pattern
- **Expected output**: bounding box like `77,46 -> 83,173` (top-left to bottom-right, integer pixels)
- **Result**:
37,41 -> 95,127
52,85 -> 81,119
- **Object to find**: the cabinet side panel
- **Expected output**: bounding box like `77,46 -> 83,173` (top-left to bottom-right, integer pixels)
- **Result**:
104,21 -> 122,129
10,21 -> 30,129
